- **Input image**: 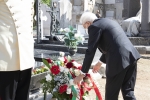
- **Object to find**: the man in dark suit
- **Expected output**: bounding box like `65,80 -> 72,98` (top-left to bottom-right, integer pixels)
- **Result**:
73,12 -> 140,100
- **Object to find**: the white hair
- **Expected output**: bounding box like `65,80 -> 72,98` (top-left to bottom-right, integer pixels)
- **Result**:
80,12 -> 98,24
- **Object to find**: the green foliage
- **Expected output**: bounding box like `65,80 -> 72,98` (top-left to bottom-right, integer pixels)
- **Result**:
69,26 -> 73,31
41,0 -> 51,6
62,26 -> 85,49
42,58 -> 50,68
32,66 -> 49,75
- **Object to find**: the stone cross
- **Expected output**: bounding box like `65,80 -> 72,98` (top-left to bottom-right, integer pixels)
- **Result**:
46,7 -> 60,40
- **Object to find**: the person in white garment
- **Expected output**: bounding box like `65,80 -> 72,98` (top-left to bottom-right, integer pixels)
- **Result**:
0,0 -> 35,100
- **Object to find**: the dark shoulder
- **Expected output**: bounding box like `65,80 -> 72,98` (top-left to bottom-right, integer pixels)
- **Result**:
93,18 -> 121,30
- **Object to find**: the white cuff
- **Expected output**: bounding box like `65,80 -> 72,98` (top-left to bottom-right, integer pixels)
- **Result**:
80,70 -> 86,76
98,60 -> 103,64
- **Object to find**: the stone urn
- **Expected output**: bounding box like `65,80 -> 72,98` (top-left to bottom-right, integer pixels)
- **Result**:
68,47 -> 77,56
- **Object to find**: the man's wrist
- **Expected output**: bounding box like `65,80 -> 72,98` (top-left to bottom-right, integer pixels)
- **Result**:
98,60 -> 103,64
80,70 -> 86,77
98,60 -> 103,66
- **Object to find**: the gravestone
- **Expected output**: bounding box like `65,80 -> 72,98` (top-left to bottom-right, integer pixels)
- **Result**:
115,1 -> 123,20
40,4 -> 51,36
59,0 -> 72,28
123,0 -> 141,19
106,11 -> 114,18
105,0 -> 115,4
74,0 -> 82,6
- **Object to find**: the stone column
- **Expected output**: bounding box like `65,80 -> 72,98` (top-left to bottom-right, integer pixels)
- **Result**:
139,0 -> 150,37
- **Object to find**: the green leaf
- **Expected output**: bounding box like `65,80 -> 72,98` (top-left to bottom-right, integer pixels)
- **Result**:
40,0 -> 51,6
69,26 -> 73,31
64,39 -> 70,46
42,58 -> 50,68
65,33 -> 71,39
67,55 -> 72,62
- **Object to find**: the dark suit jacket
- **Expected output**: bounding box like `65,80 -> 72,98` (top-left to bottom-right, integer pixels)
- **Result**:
81,18 -> 140,77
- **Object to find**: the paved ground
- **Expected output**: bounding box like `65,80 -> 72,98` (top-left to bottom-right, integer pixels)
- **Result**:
88,54 -> 150,100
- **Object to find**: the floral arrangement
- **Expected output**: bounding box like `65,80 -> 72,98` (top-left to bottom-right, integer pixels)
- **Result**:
41,52 -> 102,100
59,26 -> 85,49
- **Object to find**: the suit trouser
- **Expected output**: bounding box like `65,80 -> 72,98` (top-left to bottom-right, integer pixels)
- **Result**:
0,68 -> 32,100
105,61 -> 137,100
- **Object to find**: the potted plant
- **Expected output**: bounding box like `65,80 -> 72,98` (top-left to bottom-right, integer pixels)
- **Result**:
60,26 -> 85,56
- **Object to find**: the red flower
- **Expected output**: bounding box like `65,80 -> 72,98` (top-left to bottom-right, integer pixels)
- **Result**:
46,58 -> 52,63
70,93 -> 73,98
66,62 -> 73,69
59,84 -> 68,94
78,66 -> 82,70
50,65 -> 60,75
64,57 -> 68,63
71,60 -> 75,62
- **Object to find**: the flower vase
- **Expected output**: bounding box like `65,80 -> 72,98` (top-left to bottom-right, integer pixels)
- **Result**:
68,47 -> 77,56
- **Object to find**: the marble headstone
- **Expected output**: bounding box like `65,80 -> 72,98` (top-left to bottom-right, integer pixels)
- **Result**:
123,0 -> 140,19
74,0 -> 82,6
105,0 -> 115,4
106,11 -> 114,18
59,0 -> 72,28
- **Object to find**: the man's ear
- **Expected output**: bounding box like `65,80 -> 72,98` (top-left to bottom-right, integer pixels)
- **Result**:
87,22 -> 91,26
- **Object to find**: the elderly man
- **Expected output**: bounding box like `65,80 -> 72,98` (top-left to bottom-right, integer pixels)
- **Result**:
74,12 -> 140,100
0,0 -> 34,100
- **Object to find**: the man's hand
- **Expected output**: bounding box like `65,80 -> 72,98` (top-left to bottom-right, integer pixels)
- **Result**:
73,74 -> 85,85
92,61 -> 102,73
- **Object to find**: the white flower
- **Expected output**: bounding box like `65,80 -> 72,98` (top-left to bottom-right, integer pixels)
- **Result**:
64,68 -> 69,73
80,36 -> 85,43
53,88 -> 57,92
59,66 -> 65,72
69,79 -> 74,85
89,83 -> 93,87
59,52 -> 65,57
74,33 -> 80,38
83,96 -> 89,100
64,28 -> 70,32
74,69 -> 80,76
58,57 -> 65,61
45,74 -> 52,81
66,87 -> 71,94
59,28 -> 64,32
72,61 -> 82,68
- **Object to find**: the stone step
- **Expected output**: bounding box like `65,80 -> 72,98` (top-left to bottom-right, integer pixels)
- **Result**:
40,40 -> 88,47
35,43 -> 150,54
134,45 -> 150,54
36,37 -> 150,46
82,37 -> 150,45
34,43 -> 87,54
128,37 -> 150,45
